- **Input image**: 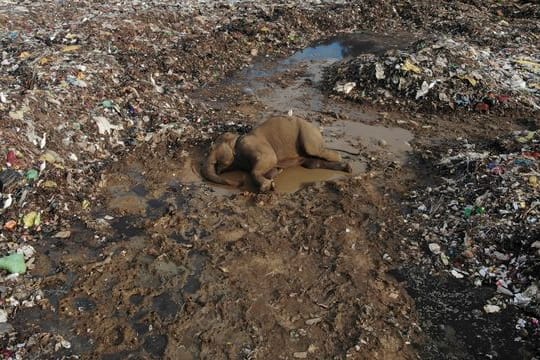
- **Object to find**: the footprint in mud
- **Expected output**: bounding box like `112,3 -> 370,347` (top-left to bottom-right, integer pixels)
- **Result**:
110,215 -> 145,238
143,334 -> 168,358
74,297 -> 97,312
152,292 -> 182,321
183,251 -> 208,295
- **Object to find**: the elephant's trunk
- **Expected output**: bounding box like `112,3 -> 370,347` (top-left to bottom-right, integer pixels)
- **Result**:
201,154 -> 235,186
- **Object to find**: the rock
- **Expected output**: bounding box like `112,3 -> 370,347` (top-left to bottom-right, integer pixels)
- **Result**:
293,352 -> 308,359
305,317 -> 322,325
428,243 -> 441,254
0,322 -> 14,336
0,309 -> 7,323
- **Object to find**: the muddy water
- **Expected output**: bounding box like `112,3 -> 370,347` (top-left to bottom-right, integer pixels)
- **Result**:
325,120 -> 413,162
288,32 -> 414,61
212,166 -> 355,194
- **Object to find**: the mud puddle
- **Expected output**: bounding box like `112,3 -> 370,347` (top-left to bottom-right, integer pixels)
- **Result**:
237,32 -> 414,116
210,165 -> 355,194
325,120 -> 413,162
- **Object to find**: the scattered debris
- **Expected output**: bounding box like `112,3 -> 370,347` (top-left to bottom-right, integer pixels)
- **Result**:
401,129 -> 539,348
326,36 -> 539,112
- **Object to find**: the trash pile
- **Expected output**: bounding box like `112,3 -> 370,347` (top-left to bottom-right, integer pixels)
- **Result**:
0,146 -> 74,352
325,36 -> 539,112
401,130 -> 540,338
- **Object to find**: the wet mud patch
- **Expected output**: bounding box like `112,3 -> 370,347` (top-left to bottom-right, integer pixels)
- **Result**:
53,172 -> 421,358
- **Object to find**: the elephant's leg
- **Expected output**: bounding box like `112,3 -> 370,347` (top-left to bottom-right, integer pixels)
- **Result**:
251,153 -> 279,192
299,126 -> 342,162
302,158 -> 352,173
264,167 -> 283,179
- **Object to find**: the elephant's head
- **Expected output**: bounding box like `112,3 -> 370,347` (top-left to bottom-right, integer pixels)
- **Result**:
201,132 -> 241,186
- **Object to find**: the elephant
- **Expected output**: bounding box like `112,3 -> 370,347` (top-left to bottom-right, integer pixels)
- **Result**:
201,115 -> 352,192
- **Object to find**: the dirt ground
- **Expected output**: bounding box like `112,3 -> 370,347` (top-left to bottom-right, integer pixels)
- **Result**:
1,1 -> 539,359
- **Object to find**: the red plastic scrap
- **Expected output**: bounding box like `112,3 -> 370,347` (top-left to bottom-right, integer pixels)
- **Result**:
490,165 -> 505,175
475,102 -> 489,112
522,151 -> 540,159
497,95 -> 510,103
1,349 -> 15,358
6,150 -> 18,166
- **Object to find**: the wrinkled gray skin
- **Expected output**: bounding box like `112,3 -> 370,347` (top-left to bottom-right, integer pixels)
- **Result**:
201,116 -> 352,192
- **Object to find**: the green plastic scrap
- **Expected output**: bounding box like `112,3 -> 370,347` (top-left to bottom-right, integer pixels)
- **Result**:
102,100 -> 114,108
516,131 -> 536,143
26,169 -> 39,181
0,253 -> 26,274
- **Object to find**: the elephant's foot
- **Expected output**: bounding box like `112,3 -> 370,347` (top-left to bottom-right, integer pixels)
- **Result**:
259,178 -> 275,192
226,179 -> 243,187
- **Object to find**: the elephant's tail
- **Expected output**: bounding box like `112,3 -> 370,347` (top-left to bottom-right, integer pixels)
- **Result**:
328,147 -> 360,156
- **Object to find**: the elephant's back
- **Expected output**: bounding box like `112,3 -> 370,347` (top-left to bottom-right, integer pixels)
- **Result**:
254,116 -> 302,156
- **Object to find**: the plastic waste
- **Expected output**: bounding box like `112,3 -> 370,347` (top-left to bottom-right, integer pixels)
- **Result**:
6,150 -> 18,167
26,169 -> 39,181
102,100 -> 114,108
23,211 -> 41,228
0,169 -> 22,192
0,253 -> 27,274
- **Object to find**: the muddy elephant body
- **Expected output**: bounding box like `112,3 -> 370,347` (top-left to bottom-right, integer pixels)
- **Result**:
202,116 -> 351,191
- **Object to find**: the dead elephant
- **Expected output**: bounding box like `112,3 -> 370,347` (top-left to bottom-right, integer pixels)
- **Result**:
201,115 -> 352,192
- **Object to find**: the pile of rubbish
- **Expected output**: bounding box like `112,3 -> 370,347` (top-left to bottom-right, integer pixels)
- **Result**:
402,129 -> 540,338
325,36 -> 539,112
